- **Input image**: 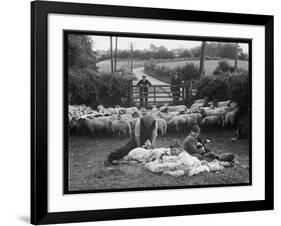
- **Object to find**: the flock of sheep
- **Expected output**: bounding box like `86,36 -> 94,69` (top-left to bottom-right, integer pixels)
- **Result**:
69,99 -> 240,137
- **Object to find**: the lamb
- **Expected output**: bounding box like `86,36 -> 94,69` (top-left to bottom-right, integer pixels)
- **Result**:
111,119 -> 131,136
156,118 -> 167,136
80,117 -> 111,136
201,115 -> 222,127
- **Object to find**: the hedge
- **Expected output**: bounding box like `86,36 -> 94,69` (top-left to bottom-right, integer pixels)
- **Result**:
196,70 -> 249,108
69,67 -> 131,108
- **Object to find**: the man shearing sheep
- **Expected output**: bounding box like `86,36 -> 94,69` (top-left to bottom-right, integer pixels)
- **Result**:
104,114 -> 158,166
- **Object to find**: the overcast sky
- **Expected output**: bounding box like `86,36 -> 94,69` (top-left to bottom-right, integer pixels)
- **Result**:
90,35 -> 249,53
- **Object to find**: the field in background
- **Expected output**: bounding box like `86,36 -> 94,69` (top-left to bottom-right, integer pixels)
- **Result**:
69,129 -> 250,191
157,59 -> 249,74
97,59 -> 146,73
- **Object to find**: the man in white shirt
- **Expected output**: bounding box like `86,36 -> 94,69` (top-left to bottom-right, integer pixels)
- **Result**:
104,114 -> 158,166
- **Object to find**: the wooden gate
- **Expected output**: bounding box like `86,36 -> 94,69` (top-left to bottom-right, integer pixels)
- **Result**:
129,83 -> 188,107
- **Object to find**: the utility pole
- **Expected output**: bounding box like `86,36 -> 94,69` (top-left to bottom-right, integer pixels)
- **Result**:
110,36 -> 114,73
114,37 -> 118,72
234,43 -> 239,70
130,43 -> 133,72
199,41 -> 206,77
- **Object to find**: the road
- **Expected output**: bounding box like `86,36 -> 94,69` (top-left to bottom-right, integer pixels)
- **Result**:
132,67 -> 174,105
132,67 -> 168,85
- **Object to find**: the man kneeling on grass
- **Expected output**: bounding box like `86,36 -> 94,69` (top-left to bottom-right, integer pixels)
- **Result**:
183,125 -> 235,162
104,114 -> 158,166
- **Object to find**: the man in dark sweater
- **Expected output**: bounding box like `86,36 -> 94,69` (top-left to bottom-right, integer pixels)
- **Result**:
137,75 -> 152,107
104,114 -> 158,166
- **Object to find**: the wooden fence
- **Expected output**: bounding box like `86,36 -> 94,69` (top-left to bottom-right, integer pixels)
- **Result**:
129,84 -> 189,106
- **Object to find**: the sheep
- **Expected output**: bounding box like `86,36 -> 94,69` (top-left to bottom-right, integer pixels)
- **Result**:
125,107 -> 139,115
111,119 -> 131,137
224,108 -> 240,128
194,98 -> 206,104
156,118 -> 167,136
200,106 -> 229,117
119,114 -> 133,121
201,115 -> 222,127
80,117 -> 111,136
190,102 -> 204,109
156,112 -> 175,122
167,115 -> 187,134
182,114 -> 197,129
217,100 -> 231,107
165,105 -> 187,113
129,118 -> 138,132
188,113 -> 203,125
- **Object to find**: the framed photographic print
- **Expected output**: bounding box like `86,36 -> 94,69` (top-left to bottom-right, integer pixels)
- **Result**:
31,0 -> 274,224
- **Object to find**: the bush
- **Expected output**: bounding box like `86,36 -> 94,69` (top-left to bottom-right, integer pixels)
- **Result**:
144,60 -> 199,83
69,68 -> 130,108
213,60 -> 235,75
96,73 -> 131,107
196,71 -> 249,108
177,63 -> 199,81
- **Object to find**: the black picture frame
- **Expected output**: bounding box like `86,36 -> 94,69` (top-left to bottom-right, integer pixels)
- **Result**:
31,0 -> 274,224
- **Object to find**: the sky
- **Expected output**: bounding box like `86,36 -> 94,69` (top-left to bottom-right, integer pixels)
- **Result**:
90,35 -> 249,54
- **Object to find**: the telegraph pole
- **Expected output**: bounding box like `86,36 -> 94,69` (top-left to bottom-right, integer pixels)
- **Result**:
110,36 -> 114,73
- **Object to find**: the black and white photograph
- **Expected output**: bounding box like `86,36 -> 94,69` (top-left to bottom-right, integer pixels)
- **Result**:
27,1 -> 274,224
65,32 -> 251,193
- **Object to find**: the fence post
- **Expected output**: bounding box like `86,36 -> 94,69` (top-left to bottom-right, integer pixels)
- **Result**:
154,86 -> 156,106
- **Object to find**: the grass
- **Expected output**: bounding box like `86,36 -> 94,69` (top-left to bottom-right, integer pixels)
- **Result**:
68,129 -> 250,192
97,59 -> 146,73
156,59 -> 249,74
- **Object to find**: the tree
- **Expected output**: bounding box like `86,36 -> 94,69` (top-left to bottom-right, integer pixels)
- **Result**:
179,49 -> 192,58
234,43 -> 239,70
68,35 -> 99,106
68,35 -> 97,70
199,41 -> 206,77
114,37 -> 118,72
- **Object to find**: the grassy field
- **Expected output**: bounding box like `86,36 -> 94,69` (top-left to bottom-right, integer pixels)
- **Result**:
97,59 -> 146,73
157,59 -> 249,74
68,129 -> 250,192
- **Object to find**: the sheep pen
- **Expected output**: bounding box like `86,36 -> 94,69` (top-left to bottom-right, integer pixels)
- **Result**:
68,129 -> 250,191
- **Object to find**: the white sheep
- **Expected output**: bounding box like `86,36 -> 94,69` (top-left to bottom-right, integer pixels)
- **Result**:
80,117 -> 111,136
111,119 -> 131,137
224,108 -> 239,127
201,115 -> 222,127
167,115 -> 187,134
156,118 -> 167,136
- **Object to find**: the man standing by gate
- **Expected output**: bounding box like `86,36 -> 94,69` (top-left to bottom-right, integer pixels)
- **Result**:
137,75 -> 152,107
170,72 -> 182,104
